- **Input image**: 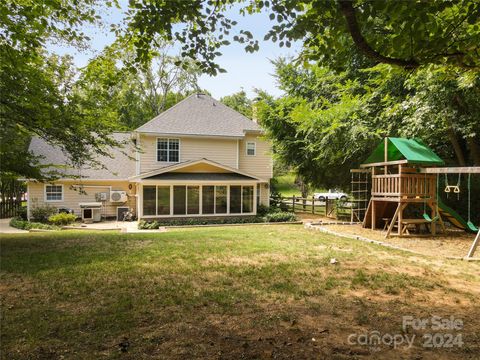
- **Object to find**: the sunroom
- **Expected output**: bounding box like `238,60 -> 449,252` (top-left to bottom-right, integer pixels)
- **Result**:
130,159 -> 265,219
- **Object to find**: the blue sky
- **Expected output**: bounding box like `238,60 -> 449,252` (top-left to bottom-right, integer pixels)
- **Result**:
48,3 -> 300,99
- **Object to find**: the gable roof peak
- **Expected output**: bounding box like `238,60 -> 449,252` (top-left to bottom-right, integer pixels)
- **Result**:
135,92 -> 261,137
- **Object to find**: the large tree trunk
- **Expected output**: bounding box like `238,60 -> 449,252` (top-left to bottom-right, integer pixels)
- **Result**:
467,136 -> 480,165
446,124 -> 466,166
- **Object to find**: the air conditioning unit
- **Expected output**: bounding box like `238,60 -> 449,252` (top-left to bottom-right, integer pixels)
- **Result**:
110,191 -> 127,203
95,192 -> 108,201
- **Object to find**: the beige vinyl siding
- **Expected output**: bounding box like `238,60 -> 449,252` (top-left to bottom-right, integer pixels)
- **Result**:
27,181 -> 136,219
238,134 -> 273,180
139,135 -> 238,173
259,185 -> 270,206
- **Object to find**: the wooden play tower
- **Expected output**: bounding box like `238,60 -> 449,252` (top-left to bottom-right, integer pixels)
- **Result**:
360,138 -> 444,238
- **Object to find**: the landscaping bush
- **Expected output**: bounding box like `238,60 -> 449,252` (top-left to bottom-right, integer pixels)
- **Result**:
31,205 -> 58,223
265,212 -> 297,223
138,216 -> 266,229
138,212 -> 299,229
9,217 -> 59,230
48,213 -> 77,225
256,204 -> 273,216
16,206 -> 28,220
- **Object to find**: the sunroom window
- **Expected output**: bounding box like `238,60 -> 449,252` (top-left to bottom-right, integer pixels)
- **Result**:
242,186 -> 254,213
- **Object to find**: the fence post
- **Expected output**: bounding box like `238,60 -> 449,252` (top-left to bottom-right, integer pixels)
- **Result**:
292,195 -> 295,213
311,195 -> 315,214
325,196 -> 329,217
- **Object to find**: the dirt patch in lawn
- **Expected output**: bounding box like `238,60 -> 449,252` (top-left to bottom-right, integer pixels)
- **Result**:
295,213 -> 338,222
102,295 -> 480,360
2,227 -> 480,359
320,224 -> 478,259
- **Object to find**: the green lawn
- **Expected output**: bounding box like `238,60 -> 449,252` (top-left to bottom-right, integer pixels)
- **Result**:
275,172 -> 326,198
275,172 -> 302,197
1,226 -> 480,359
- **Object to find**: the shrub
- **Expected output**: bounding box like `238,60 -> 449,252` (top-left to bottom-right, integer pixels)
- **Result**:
257,205 -> 282,216
265,212 -> 297,223
137,212 -> 299,229
138,216 -> 266,229
256,204 -> 270,216
16,206 -> 28,220
31,205 -> 58,223
9,217 -> 59,230
269,178 -> 283,209
48,213 -> 77,225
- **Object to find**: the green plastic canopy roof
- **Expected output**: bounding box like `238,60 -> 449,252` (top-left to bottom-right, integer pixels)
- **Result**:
363,138 -> 444,166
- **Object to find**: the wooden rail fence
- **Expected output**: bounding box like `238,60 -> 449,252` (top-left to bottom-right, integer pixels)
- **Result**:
273,196 -> 352,220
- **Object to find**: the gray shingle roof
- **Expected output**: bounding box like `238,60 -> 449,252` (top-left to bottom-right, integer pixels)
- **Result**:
135,93 -> 261,137
28,132 -> 136,179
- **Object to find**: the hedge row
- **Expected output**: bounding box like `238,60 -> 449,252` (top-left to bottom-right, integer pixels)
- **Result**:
138,211 -> 298,229
9,218 -> 60,231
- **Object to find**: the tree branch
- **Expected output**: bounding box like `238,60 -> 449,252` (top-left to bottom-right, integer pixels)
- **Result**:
338,0 -> 419,69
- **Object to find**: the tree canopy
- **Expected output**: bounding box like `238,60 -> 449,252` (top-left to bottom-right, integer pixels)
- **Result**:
1,0 -> 120,179
121,0 -> 480,74
259,59 -> 480,190
2,0 -> 479,181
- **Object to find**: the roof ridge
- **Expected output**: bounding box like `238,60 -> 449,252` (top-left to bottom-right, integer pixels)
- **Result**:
135,93 -> 198,132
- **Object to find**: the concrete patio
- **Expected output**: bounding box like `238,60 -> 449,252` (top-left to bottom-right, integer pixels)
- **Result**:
63,221 -> 166,233
0,219 -> 166,234
0,218 -> 29,234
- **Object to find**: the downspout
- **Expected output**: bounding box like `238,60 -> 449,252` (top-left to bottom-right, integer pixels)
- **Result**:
136,183 -> 141,219
135,132 -> 141,175
26,183 -> 30,220
236,139 -> 239,169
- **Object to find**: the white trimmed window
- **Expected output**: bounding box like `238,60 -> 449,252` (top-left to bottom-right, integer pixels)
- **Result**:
246,142 -> 256,156
45,185 -> 63,202
157,138 -> 180,162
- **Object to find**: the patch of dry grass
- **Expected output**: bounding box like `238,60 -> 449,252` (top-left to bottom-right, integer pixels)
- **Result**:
1,226 -> 479,359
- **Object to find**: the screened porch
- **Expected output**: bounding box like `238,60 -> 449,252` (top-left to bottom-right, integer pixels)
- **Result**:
139,183 -> 258,218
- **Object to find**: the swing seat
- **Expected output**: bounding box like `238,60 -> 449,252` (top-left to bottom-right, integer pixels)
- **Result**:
423,213 -> 439,222
467,221 -> 479,232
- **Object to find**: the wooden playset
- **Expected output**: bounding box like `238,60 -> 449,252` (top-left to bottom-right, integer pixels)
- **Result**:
353,137 -> 479,258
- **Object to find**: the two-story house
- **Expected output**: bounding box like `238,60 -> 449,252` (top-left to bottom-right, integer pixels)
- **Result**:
26,93 -> 273,221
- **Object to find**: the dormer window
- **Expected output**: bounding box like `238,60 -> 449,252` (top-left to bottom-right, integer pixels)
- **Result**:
246,142 -> 256,156
157,138 -> 180,162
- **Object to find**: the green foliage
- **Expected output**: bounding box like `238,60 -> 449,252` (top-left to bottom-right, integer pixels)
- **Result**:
137,211 -> 298,229
265,212 -> 298,223
220,90 -> 253,118
30,205 -> 58,223
48,213 -> 77,226
260,58 -> 480,190
0,1 -> 124,180
121,1 -> 480,73
9,218 -> 59,231
138,217 -> 266,229
256,204 -> 271,217
77,41 -> 201,130
268,178 -> 285,209
16,207 -> 28,221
